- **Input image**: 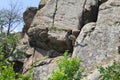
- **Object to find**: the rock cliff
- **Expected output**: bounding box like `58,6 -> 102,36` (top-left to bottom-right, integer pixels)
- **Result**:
73,0 -> 120,79
20,0 -> 120,80
23,0 -> 103,53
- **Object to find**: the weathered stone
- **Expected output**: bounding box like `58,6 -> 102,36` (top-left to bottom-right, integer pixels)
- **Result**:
22,7 -> 37,35
33,58 -> 53,67
33,56 -> 63,80
28,27 -> 49,47
102,0 -> 108,3
22,46 -> 64,74
83,0 -> 99,26
53,0 -> 85,30
38,0 -> 49,9
22,48 -> 51,74
20,0 -> 120,79
28,0 -> 101,53
72,0 -> 120,76
32,0 -> 100,30
28,26 -> 74,52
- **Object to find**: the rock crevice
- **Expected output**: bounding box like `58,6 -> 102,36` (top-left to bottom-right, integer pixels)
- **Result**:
52,0 -> 58,26
20,0 -> 120,79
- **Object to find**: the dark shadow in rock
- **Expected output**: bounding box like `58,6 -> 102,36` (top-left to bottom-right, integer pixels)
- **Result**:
13,60 -> 23,73
78,0 -> 108,31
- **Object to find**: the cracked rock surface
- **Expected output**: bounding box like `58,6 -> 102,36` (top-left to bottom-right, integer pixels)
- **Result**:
21,0 -> 120,79
72,0 -> 120,78
27,0 -> 101,53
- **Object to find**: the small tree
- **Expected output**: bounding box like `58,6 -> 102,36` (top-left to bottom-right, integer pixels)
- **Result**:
0,0 -> 23,35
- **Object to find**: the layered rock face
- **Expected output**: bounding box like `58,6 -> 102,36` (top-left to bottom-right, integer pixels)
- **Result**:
21,0 -> 120,80
73,0 -> 120,79
25,0 -> 101,53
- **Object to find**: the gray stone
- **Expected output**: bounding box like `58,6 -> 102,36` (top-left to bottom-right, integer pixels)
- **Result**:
33,56 -> 63,80
33,64 -> 56,80
28,27 -> 72,52
20,0 -> 120,79
22,7 -> 37,35
31,0 -> 84,30
38,0 -> 49,9
28,0 -> 101,53
31,0 -> 100,30
82,0 -> 99,28
72,0 -> 120,76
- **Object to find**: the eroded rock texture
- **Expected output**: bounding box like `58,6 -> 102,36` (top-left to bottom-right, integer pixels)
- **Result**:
26,0 -> 101,53
20,0 -> 120,80
72,0 -> 120,79
22,7 -> 37,35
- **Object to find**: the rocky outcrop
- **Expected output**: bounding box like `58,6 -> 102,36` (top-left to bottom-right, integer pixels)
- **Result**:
20,0 -> 120,79
22,7 -> 37,35
33,56 -> 63,80
28,27 -> 74,52
38,0 -> 49,9
26,0 -> 102,53
31,0 -> 101,30
72,0 -> 120,79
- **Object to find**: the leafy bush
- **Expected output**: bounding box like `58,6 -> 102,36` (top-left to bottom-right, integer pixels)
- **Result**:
0,64 -> 16,80
48,51 -> 83,80
98,62 -> 120,80
0,65 -> 33,80
0,33 -> 33,80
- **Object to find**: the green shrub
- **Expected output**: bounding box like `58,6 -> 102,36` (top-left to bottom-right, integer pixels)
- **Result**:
48,51 -> 83,80
98,62 -> 120,80
0,65 -> 16,80
0,33 -> 33,80
0,65 -> 33,80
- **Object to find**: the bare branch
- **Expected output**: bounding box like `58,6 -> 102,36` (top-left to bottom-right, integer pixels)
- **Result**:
0,0 -> 23,35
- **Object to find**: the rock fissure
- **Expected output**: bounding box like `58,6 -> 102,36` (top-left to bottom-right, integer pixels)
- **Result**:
52,0 -> 58,27
20,0 -> 120,79
78,0 -> 87,30
79,0 -> 106,31
73,0 -> 120,79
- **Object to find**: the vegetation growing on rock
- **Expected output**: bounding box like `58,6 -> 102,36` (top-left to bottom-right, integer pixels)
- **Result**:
48,51 -> 84,80
98,62 -> 120,80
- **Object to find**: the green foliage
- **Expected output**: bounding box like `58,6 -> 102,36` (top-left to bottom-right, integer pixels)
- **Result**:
0,33 -> 25,59
0,65 -> 33,80
17,73 -> 34,80
0,33 -> 32,80
49,26 -> 62,31
0,65 -> 16,80
48,51 -> 83,80
98,62 -> 120,80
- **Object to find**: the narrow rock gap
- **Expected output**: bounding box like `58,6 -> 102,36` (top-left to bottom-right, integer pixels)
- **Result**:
72,0 -> 108,51
52,0 -> 58,27
78,0 -> 87,30
78,0 -> 108,35
78,0 -> 107,31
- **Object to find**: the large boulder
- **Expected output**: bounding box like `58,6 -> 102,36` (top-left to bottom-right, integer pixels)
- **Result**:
28,27 -> 74,52
31,0 -> 101,30
33,56 -> 63,80
27,0 -> 101,53
72,0 -> 120,79
22,7 -> 37,35
31,0 -> 85,30
21,0 -> 120,79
